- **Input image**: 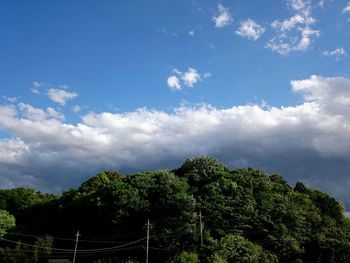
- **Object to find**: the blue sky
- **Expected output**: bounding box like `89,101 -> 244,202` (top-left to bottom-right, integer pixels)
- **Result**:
1,0 -> 350,208
1,0 -> 349,113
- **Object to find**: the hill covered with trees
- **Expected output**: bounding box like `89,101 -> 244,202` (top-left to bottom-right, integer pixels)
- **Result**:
0,157 -> 349,262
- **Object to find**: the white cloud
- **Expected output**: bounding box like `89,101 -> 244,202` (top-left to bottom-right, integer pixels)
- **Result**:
181,68 -> 201,87
318,0 -> 328,8
72,105 -> 82,113
236,19 -> 265,40
291,75 -> 350,116
323,47 -> 347,59
266,0 -> 320,55
167,68 -> 209,91
18,103 -> 48,122
2,76 -> 350,207
343,2 -> 350,13
203,72 -> 212,79
3,96 -> 18,103
288,0 -> 308,11
47,88 -> 78,106
297,27 -> 320,50
167,75 -> 182,91
31,82 -> 41,94
47,107 -> 64,121
17,103 -> 64,121
213,4 -> 233,28
188,30 -> 195,36
4,75 -> 350,211
208,43 -> 215,49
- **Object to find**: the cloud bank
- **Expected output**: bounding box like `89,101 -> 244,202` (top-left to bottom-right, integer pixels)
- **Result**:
1,75 -> 350,209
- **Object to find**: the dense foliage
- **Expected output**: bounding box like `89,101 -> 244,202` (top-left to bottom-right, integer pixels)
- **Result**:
0,157 -> 349,262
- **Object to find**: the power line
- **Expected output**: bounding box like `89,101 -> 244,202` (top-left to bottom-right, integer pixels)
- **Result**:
5,231 -> 139,244
0,236 -> 147,253
5,223 -> 190,244
0,244 -> 144,256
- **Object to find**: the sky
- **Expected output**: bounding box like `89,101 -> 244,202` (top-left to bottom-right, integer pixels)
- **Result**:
1,0 -> 350,208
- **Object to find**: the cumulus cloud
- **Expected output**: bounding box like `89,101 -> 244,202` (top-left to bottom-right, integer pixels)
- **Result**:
213,4 -> 233,28
31,82 -> 78,106
266,0 -> 320,55
17,103 -> 64,121
167,76 -> 182,91
343,2 -> 350,13
181,68 -> 201,87
323,47 -> 347,59
47,88 -> 78,106
236,19 -> 265,40
167,68 -> 209,91
3,75 -> 350,209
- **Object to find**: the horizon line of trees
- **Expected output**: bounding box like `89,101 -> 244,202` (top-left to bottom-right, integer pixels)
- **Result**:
1,157 -> 350,262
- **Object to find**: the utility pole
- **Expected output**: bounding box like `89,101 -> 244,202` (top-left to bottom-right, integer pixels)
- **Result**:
146,219 -> 150,263
73,230 -> 80,263
199,210 -> 203,247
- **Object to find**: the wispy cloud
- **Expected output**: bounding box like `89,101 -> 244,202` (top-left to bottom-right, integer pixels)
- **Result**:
31,82 -> 41,94
203,72 -> 212,79
3,96 -> 18,103
266,0 -> 320,55
31,82 -> 78,106
236,19 -> 265,40
188,30 -> 195,36
47,88 -> 78,106
72,105 -> 82,113
323,47 -> 347,59
213,4 -> 233,28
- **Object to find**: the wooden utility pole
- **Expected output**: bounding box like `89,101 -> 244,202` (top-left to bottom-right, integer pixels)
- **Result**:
199,210 -> 203,247
146,219 -> 150,263
73,230 -> 80,263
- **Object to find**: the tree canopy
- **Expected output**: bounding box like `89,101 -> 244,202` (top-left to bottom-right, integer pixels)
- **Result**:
0,157 -> 349,262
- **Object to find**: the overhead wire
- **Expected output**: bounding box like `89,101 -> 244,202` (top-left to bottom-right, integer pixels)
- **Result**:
0,236 -> 147,253
5,231 -> 140,244
1,224 -> 190,258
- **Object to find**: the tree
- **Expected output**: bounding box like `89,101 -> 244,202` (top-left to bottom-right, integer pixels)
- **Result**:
79,171 -> 124,193
32,235 -> 53,262
171,251 -> 199,263
215,234 -> 263,263
208,254 -> 227,263
175,157 -> 230,191
0,210 -> 15,238
294,181 -> 307,193
1,158 -> 350,262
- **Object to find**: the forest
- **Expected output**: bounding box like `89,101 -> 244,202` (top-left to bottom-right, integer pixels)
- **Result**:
0,157 -> 349,263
